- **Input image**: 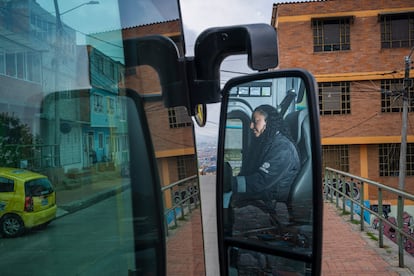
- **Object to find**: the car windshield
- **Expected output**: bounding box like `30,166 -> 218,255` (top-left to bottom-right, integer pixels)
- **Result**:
25,178 -> 54,196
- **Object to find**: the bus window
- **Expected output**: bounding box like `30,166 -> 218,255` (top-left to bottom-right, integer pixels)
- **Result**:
218,70 -> 322,275
0,0 -> 203,275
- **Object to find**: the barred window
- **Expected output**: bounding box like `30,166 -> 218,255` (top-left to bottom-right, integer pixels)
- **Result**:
322,145 -> 349,172
379,143 -> 414,176
381,79 -> 414,113
93,94 -> 103,113
312,17 -> 351,52
168,107 -> 192,128
177,155 -> 197,179
318,82 -> 350,115
380,12 -> 414,48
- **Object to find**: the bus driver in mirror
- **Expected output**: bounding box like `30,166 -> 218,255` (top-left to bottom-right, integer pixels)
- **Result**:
223,104 -> 302,276
224,104 -> 301,227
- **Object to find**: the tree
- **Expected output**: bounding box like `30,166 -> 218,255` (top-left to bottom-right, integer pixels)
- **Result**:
0,112 -> 36,167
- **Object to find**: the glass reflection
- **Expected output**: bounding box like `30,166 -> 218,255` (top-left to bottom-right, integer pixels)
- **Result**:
223,76 -> 313,273
228,246 -> 311,275
0,0 -> 203,275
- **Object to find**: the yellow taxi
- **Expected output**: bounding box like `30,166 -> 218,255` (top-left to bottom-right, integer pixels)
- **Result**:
0,167 -> 57,238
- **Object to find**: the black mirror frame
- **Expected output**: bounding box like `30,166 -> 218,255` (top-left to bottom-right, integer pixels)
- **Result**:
216,68 -> 323,276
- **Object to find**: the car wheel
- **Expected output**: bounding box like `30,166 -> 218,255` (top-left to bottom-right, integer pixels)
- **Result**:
1,214 -> 25,238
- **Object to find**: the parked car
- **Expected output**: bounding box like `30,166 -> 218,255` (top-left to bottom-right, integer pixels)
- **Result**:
0,167 -> 57,238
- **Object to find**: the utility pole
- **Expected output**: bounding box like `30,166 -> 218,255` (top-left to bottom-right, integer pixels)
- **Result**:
53,0 -> 62,168
397,47 -> 413,268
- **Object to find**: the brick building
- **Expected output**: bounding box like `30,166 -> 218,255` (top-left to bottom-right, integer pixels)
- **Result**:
272,0 -> 414,200
122,20 -> 198,205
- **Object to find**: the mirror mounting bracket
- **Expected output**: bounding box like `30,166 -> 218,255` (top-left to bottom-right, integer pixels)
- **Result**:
123,23 -> 278,115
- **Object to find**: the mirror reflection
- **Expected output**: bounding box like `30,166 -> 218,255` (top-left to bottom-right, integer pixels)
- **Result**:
222,75 -> 313,274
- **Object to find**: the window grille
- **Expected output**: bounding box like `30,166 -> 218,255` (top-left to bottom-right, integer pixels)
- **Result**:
381,79 -> 414,113
168,107 -> 192,128
380,13 -> 414,48
318,82 -> 351,115
379,143 -> 414,176
312,18 -> 351,52
177,155 -> 197,179
322,145 -> 349,172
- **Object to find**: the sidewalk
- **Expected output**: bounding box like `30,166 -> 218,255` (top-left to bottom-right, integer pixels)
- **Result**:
53,174 -> 414,275
321,202 -> 412,275
55,172 -> 128,217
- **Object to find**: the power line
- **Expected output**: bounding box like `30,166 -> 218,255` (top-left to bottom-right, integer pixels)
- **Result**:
324,112 -> 379,137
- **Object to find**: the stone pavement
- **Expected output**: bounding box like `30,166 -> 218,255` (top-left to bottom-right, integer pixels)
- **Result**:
321,202 -> 412,276
166,200 -> 414,276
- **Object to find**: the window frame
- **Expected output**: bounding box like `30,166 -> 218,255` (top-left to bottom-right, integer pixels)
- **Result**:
312,17 -> 352,52
381,79 -> 414,113
379,143 -> 414,177
318,81 -> 351,115
380,12 -> 414,49
168,106 -> 193,128
322,145 -> 349,172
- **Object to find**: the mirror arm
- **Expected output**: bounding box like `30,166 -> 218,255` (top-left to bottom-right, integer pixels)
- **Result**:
123,35 -> 191,109
190,24 -> 279,107
123,24 -> 278,116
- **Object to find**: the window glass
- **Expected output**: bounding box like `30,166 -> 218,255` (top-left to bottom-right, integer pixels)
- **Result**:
0,177 -> 14,193
312,18 -> 351,52
318,82 -> 350,115
379,143 -> 414,177
381,79 -> 414,113
322,145 -> 349,172
0,1 -> 204,275
381,13 -> 414,48
25,178 -> 53,196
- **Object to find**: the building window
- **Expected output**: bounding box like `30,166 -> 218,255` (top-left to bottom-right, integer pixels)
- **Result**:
104,62 -> 115,80
0,51 -> 41,83
380,12 -> 414,48
94,94 -> 103,113
107,97 -> 115,114
379,143 -> 414,176
318,82 -> 350,115
177,155 -> 197,179
322,145 -> 349,172
168,107 -> 192,128
95,55 -> 104,73
381,79 -> 414,113
98,133 -> 104,149
312,17 -> 351,52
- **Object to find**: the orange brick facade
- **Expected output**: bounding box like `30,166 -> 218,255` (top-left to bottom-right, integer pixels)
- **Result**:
122,20 -> 197,199
273,0 -> 414,197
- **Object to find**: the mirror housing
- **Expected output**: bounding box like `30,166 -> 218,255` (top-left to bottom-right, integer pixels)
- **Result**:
123,23 -> 278,126
216,69 -> 322,276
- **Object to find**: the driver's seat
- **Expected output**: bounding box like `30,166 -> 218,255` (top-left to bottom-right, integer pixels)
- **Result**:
284,109 -> 312,225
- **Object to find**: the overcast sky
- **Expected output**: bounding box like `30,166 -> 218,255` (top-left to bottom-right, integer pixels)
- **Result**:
179,0 -> 296,139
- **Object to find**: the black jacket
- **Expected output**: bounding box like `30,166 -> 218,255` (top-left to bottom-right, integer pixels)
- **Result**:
232,131 -> 301,203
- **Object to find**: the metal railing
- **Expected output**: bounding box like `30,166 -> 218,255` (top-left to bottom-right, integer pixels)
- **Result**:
324,167 -> 414,268
161,175 -> 200,236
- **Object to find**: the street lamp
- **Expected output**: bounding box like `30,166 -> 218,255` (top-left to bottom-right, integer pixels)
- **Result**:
60,1 -> 99,16
52,0 -> 99,167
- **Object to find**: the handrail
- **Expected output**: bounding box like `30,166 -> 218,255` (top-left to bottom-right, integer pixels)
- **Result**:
324,167 -> 414,268
161,175 -> 200,236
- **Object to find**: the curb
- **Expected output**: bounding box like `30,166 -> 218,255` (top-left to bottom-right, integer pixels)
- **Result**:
55,183 -> 130,218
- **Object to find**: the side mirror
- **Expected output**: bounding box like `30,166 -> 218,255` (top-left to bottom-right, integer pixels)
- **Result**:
217,69 -> 322,275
